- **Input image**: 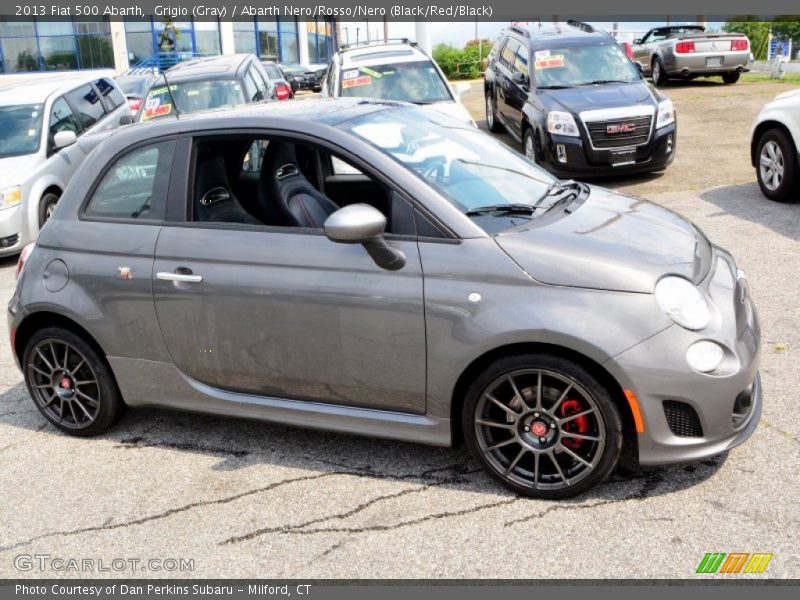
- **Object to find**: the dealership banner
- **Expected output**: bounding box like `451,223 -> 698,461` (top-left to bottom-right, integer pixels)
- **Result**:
2,0 -> 800,20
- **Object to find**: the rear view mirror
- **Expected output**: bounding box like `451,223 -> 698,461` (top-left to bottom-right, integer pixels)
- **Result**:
324,204 -> 406,271
53,131 -> 77,150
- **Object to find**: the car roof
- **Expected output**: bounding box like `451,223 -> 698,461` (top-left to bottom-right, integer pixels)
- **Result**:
503,22 -> 611,47
0,72 -> 114,105
339,43 -> 429,67
163,54 -> 252,82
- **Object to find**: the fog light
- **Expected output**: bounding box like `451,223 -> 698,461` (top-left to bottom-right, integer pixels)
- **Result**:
666,134 -> 673,154
556,144 -> 567,163
686,340 -> 724,373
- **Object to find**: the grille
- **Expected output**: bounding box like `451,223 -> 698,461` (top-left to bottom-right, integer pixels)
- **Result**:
585,116 -> 653,148
663,400 -> 704,438
0,234 -> 19,248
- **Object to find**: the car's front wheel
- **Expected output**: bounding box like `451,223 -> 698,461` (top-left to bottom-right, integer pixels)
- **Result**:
756,128 -> 799,202
38,191 -> 60,228
722,71 -> 740,84
523,128 -> 537,163
463,354 -> 623,499
23,327 -> 125,436
485,92 -> 503,133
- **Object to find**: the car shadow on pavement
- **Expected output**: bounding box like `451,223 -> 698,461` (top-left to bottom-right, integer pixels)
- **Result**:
701,182 -> 800,241
1,381 -> 726,503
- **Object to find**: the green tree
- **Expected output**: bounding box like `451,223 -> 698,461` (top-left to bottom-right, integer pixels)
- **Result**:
433,39 -> 493,79
723,19 -> 770,59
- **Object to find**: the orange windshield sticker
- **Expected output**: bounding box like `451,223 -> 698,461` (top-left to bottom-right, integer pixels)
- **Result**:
143,103 -> 172,120
535,54 -> 565,69
342,75 -> 372,89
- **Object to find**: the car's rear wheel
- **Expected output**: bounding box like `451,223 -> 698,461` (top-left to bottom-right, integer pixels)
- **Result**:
38,191 -> 60,228
462,354 -> 623,499
486,92 -> 503,133
651,58 -> 668,87
756,128 -> 799,202
23,327 -> 124,436
722,71 -> 740,84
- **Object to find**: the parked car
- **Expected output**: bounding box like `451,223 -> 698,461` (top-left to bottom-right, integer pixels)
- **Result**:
260,60 -> 293,100
485,22 -> 676,177
632,25 -> 750,86
279,64 -> 322,93
115,70 -> 159,116
321,40 -> 474,126
139,54 -> 276,122
10,99 -> 760,499
750,88 -> 800,201
0,74 -> 130,256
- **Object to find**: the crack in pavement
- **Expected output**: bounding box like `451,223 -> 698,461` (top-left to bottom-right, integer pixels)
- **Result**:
0,471 -> 338,553
760,419 -> 800,447
114,436 -> 250,458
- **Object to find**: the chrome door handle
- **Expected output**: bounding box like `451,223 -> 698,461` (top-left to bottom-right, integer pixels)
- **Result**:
156,272 -> 203,283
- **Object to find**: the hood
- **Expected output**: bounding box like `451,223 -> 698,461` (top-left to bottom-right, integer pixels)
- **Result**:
773,88 -> 800,102
495,186 -> 712,293
0,155 -> 37,189
541,81 -> 654,113
424,101 -> 476,126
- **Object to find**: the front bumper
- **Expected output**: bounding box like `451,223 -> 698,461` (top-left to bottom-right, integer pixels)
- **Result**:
541,122 -> 676,178
605,249 -> 762,465
0,205 -> 29,256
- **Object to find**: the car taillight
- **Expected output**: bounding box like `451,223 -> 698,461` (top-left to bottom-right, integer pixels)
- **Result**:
16,243 -> 35,280
622,42 -> 634,60
675,41 -> 696,53
276,84 -> 291,101
732,39 -> 749,51
128,98 -> 142,113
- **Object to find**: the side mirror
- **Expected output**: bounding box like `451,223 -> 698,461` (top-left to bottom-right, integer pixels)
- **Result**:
633,38 -> 642,45
634,62 -> 646,76
53,130 -> 77,150
511,72 -> 528,86
324,204 -> 406,271
454,81 -> 470,98
119,113 -> 135,126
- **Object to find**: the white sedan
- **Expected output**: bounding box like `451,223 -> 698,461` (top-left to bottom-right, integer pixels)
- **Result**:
751,88 -> 800,201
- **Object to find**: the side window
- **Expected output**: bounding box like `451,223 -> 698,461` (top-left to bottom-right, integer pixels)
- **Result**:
513,44 -> 529,77
500,39 -> 520,70
85,140 -> 174,221
331,156 -> 362,175
491,34 -> 505,57
95,78 -> 125,109
243,72 -> 261,102
264,63 -> 282,81
251,66 -> 269,98
49,97 -> 81,138
65,84 -> 106,130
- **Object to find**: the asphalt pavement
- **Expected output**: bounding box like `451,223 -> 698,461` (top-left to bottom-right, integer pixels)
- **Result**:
0,79 -> 798,579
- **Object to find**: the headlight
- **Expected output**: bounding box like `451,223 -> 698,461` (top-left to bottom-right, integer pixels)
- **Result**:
656,99 -> 675,129
0,186 -> 22,211
547,111 -> 580,137
654,276 -> 710,330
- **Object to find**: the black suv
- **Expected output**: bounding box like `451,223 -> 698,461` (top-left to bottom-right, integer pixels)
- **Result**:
485,22 -> 677,177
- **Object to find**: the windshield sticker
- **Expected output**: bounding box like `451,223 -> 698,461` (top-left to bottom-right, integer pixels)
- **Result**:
187,90 -> 200,96
342,75 -> 372,89
143,103 -> 172,120
28,129 -> 36,136
358,66 -> 383,79
535,54 -> 565,69
534,50 -> 550,60
148,85 -> 176,96
343,69 -> 360,80
145,97 -> 161,110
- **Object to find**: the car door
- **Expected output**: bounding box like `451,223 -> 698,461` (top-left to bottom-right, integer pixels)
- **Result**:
502,41 -> 530,138
151,133 -> 427,414
496,38 -> 521,129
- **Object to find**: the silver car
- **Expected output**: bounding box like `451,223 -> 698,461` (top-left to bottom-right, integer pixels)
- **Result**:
8,99 -> 761,499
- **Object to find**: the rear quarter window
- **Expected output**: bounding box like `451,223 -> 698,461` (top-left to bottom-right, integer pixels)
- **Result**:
65,84 -> 106,130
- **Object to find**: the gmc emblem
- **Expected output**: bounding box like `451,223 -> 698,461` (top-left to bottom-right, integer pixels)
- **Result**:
607,123 -> 636,134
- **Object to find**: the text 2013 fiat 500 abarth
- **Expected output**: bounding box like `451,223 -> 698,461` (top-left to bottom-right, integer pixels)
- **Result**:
8,99 -> 761,499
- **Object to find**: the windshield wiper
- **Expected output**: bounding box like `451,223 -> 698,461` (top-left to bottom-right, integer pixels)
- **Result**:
533,179 -> 585,209
466,204 -> 538,217
577,79 -> 631,85
538,85 -> 573,90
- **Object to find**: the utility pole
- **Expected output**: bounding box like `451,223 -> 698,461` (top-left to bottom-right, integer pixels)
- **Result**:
384,16 -> 389,43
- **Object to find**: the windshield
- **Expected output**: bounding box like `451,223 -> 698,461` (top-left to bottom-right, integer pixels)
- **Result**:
140,79 -> 246,121
534,43 -> 640,88
341,108 -> 556,225
0,104 -> 43,158
340,61 -> 452,103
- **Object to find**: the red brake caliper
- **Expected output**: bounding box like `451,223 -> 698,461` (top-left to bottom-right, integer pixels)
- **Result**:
560,399 -> 588,450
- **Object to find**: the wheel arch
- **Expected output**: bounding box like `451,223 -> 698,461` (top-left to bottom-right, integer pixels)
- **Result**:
449,341 -> 638,452
14,311 -> 106,367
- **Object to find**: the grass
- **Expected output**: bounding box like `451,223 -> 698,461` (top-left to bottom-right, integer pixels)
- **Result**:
741,72 -> 800,85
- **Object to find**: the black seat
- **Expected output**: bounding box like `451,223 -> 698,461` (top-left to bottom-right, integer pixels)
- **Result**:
194,153 -> 260,225
258,142 -> 338,228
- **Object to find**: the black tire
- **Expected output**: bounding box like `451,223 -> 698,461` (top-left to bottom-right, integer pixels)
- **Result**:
462,353 -> 623,499
23,327 -> 125,436
722,71 -> 740,85
485,91 -> 503,133
651,58 -> 668,87
38,191 -> 60,228
756,128 -> 800,202
523,127 -> 538,163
